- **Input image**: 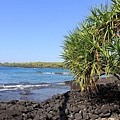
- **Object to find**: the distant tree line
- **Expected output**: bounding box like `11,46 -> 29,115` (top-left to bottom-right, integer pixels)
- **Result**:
0,62 -> 64,68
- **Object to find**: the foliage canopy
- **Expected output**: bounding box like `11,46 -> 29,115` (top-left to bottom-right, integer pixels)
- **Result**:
62,0 -> 120,91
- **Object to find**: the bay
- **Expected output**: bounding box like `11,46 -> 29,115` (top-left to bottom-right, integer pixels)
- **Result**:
0,66 -> 73,102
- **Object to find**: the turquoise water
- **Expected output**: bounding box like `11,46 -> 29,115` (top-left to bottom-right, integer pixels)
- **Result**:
0,66 -> 73,102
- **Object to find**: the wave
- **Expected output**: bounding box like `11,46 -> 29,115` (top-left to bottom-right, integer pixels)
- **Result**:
0,83 -> 51,91
35,71 -> 72,75
0,81 -> 70,91
56,82 -> 66,85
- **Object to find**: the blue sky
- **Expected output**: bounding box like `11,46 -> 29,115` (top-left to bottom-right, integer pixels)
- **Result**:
0,0 -> 111,63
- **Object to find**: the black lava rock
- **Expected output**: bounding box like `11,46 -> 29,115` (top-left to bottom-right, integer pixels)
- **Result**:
0,83 -> 119,120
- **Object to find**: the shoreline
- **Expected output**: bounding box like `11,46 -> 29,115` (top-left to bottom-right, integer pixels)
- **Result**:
0,79 -> 120,119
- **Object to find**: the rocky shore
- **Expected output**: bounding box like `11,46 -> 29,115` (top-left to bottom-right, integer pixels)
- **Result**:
0,81 -> 120,120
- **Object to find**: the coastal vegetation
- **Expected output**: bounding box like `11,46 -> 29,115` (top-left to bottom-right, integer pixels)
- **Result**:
62,0 -> 120,92
0,62 -> 64,68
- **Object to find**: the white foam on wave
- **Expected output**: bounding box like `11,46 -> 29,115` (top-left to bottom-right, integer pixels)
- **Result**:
0,83 -> 51,91
43,72 -> 55,75
0,88 -> 18,91
63,72 -> 71,75
56,82 -> 66,85
43,72 -> 71,75
36,71 -> 71,75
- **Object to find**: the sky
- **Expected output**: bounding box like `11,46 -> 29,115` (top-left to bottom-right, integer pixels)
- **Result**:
0,0 -> 111,63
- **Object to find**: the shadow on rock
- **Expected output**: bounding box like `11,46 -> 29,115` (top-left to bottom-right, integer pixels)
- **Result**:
59,92 -> 69,120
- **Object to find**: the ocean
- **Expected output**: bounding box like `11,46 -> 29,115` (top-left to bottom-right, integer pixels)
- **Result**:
0,66 -> 73,102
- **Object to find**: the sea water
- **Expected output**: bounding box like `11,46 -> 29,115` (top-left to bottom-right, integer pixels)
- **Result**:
0,66 -> 73,102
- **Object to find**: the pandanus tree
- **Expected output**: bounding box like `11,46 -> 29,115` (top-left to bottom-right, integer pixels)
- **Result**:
62,0 -> 120,92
